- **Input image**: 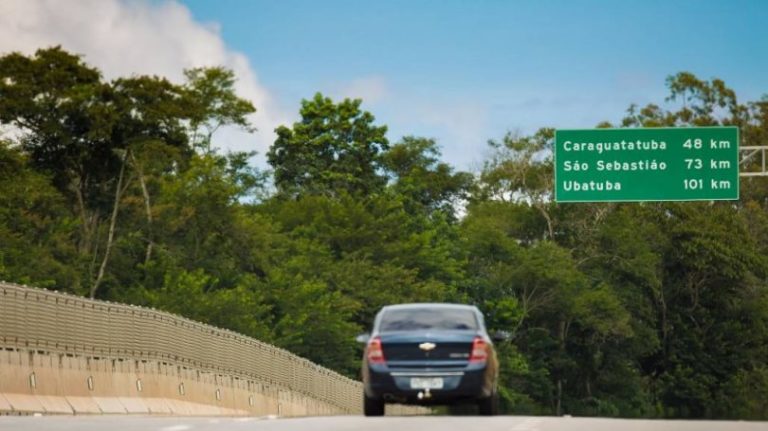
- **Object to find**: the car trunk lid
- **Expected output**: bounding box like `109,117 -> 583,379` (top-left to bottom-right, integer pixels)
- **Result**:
378,331 -> 477,362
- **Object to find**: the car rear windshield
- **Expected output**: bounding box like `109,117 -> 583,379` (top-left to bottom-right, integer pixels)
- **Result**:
378,307 -> 478,332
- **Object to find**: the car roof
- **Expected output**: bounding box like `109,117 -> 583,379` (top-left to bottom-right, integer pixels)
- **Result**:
380,303 -> 479,311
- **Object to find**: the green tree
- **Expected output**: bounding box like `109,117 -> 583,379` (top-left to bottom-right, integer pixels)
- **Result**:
183,67 -> 256,152
381,136 -> 473,219
267,93 -> 389,197
0,141 -> 79,290
0,47 -> 113,259
261,192 -> 459,326
478,129 -> 557,240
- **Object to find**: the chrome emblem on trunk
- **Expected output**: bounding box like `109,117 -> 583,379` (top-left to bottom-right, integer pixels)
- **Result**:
419,342 -> 436,351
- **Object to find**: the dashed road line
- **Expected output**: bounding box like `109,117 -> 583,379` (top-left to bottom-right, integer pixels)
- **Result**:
510,418 -> 543,431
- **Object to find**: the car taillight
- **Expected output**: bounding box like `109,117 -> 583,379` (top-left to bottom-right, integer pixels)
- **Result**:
469,336 -> 488,363
367,336 -> 386,364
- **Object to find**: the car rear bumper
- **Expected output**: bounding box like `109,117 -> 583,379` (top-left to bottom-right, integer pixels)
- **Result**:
363,364 -> 492,404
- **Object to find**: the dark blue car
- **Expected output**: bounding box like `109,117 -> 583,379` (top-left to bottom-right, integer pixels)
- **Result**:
359,303 -> 502,416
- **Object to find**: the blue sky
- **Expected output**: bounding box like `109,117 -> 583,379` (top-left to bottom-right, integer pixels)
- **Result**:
182,0 -> 767,169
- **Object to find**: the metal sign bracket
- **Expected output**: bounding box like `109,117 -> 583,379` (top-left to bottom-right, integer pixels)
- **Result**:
739,146 -> 768,177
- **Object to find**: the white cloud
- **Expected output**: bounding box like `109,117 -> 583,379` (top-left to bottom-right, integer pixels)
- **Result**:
337,76 -> 389,104
0,0 -> 288,165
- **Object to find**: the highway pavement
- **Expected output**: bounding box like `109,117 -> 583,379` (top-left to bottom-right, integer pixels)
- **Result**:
1,415 -> 766,431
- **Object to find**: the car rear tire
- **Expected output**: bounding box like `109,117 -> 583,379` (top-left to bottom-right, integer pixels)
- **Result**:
364,394 -> 385,416
477,391 -> 498,416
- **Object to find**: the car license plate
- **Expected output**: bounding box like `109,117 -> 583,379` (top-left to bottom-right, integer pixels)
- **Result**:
410,377 -> 444,390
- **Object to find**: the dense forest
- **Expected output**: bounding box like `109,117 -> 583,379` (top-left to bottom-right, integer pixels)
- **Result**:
1,47 -> 768,419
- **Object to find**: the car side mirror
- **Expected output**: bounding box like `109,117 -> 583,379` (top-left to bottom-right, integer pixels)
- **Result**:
355,333 -> 371,344
491,330 -> 512,342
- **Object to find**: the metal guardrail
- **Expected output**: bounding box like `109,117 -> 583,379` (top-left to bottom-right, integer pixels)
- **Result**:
0,281 -> 363,413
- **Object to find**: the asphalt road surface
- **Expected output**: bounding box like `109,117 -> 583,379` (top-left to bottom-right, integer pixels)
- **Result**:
1,415 -> 767,431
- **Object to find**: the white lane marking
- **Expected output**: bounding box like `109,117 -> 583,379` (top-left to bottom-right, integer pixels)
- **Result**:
234,417 -> 255,422
510,418 -> 543,431
159,426 -> 192,431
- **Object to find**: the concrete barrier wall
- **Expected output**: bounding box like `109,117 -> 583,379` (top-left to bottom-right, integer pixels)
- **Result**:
0,282 -> 426,416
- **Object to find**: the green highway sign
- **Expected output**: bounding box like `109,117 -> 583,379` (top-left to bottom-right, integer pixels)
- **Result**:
554,127 -> 739,202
